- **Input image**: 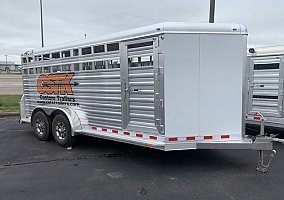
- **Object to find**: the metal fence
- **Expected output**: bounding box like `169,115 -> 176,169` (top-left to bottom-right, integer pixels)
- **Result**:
0,72 -> 23,95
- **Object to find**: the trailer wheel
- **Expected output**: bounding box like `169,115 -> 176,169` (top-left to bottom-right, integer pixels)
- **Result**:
52,114 -> 74,148
32,111 -> 52,141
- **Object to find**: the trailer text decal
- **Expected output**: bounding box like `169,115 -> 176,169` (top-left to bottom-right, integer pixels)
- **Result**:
37,73 -> 77,95
36,73 -> 79,106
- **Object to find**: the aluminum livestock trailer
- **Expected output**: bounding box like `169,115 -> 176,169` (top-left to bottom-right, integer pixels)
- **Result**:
246,46 -> 284,132
20,22 -> 275,171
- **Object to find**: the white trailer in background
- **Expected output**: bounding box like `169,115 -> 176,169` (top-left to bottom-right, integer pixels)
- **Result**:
246,46 -> 284,132
20,22 -> 275,171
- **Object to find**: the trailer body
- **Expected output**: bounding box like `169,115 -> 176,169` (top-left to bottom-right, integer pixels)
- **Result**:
246,46 -> 284,129
20,22 -> 272,151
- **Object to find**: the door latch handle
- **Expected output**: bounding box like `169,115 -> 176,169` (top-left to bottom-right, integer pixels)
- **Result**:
124,87 -> 130,92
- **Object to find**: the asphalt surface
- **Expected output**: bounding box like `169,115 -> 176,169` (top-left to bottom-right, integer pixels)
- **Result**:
0,73 -> 22,94
0,117 -> 284,200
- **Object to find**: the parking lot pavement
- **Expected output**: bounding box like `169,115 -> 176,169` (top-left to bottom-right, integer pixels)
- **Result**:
0,73 -> 22,95
0,117 -> 284,200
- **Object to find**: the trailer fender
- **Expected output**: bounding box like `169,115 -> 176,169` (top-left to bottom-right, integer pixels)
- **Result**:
31,106 -> 83,136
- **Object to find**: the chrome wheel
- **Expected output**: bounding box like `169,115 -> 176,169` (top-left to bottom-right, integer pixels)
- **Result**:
32,111 -> 51,141
52,114 -> 74,147
35,118 -> 46,136
55,122 -> 67,140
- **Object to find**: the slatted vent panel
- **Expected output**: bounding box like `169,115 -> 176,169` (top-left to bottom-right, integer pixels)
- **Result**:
128,66 -> 156,129
251,62 -> 282,116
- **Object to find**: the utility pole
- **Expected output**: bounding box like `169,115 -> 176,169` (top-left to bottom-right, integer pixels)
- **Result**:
5,55 -> 8,71
209,0 -> 215,23
40,0 -> 44,47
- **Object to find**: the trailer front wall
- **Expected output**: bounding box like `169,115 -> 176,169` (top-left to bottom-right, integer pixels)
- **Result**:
163,33 -> 246,139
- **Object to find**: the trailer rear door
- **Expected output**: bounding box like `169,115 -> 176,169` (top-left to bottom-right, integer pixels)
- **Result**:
248,56 -> 284,117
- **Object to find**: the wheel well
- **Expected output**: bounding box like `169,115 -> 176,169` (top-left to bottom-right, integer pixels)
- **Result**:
50,110 -> 69,121
31,108 -> 69,127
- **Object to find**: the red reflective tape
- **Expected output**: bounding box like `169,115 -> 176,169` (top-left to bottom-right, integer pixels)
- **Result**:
254,116 -> 261,120
112,130 -> 118,134
221,135 -> 230,139
186,136 -> 196,141
149,136 -> 157,140
204,136 -> 213,140
102,128 -> 107,132
123,131 -> 130,135
92,126 -> 97,130
136,133 -> 143,138
168,137 -> 178,141
147,143 -> 153,147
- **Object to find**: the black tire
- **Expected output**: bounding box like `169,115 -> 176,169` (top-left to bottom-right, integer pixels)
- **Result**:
32,111 -> 52,141
52,114 -> 74,148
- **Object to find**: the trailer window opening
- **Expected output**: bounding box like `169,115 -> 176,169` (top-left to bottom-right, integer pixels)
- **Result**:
128,41 -> 153,49
28,57 -> 33,63
107,43 -> 119,52
108,59 -> 120,69
94,45 -> 105,53
74,63 -> 80,71
52,52 -> 60,59
23,69 -> 28,75
253,95 -> 278,100
254,63 -> 279,70
22,57 -> 27,63
82,47 -> 92,55
43,66 -> 51,73
29,68 -> 34,74
36,67 -> 43,74
94,61 -> 106,70
62,64 -> 72,72
129,57 -> 139,67
141,56 -> 153,66
62,50 -> 71,58
52,65 -> 61,73
82,62 -> 92,70
73,49 -> 79,56
35,55 -> 42,62
43,54 -> 50,60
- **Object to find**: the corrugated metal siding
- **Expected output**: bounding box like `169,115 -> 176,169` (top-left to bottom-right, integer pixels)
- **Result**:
75,69 -> 122,129
21,37 -> 163,134
23,75 -> 37,116
23,69 -> 122,130
252,69 -> 280,113
128,66 -> 155,129
250,62 -> 283,116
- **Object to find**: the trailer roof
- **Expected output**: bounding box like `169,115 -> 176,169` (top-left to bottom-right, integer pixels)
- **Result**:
248,45 -> 284,56
29,22 -> 247,55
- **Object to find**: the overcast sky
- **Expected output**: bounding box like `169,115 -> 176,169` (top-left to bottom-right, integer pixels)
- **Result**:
1,0 -> 284,63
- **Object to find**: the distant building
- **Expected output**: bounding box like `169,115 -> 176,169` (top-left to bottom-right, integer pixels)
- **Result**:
0,61 -> 21,71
